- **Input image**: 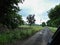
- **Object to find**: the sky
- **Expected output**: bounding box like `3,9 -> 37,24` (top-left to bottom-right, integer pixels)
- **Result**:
18,0 -> 60,24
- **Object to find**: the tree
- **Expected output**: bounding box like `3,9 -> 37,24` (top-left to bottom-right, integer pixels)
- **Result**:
42,22 -> 46,27
47,20 -> 52,26
48,4 -> 60,27
27,14 -> 35,26
0,0 -> 24,29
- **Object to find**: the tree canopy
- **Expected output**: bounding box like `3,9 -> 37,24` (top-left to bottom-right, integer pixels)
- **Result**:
27,14 -> 36,26
42,22 -> 46,27
0,0 -> 24,29
47,4 -> 60,27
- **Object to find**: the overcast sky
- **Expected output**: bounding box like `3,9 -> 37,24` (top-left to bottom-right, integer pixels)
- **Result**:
18,0 -> 60,24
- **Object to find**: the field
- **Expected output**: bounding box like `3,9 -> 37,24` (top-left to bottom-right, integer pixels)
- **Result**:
0,25 -> 44,43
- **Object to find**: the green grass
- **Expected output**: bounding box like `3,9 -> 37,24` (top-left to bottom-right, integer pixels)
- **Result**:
48,27 -> 57,33
0,25 -> 44,43
20,25 -> 44,31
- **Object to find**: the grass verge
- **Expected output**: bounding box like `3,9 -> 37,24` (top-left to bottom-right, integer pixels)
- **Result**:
48,27 -> 57,33
0,25 -> 44,43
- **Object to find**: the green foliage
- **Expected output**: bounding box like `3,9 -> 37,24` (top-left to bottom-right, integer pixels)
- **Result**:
47,20 -> 51,26
0,25 -> 43,43
0,0 -> 24,29
27,14 -> 36,26
48,4 -> 60,27
42,22 -> 46,27
47,20 -> 54,27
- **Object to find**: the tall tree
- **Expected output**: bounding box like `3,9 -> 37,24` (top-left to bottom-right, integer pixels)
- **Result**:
48,4 -> 60,27
42,22 -> 46,27
0,0 -> 24,29
27,14 -> 35,26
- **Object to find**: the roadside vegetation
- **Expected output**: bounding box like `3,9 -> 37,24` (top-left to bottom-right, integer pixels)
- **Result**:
47,4 -> 60,27
48,27 -> 57,33
47,4 -> 60,33
0,25 -> 44,43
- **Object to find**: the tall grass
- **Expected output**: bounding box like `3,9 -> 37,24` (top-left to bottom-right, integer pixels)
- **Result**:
0,25 -> 43,43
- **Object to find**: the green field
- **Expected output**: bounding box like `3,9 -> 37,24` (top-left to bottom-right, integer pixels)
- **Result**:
0,25 -> 44,43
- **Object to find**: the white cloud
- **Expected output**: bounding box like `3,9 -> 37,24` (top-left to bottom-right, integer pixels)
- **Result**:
18,0 -> 60,24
